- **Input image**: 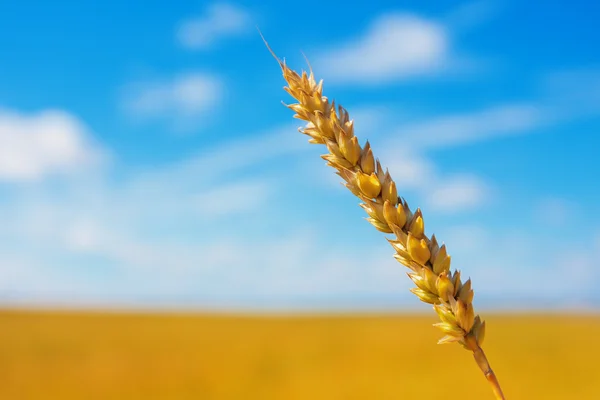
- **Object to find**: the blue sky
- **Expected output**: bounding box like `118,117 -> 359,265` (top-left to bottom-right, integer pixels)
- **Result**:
0,0 -> 599,311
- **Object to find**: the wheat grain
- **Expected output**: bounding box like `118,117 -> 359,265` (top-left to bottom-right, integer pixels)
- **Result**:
265,40 -> 506,399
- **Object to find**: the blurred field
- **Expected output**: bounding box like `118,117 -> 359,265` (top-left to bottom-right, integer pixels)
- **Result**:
1,310 -> 599,399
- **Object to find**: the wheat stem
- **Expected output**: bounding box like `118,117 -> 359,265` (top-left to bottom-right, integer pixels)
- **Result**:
466,335 -> 506,399
265,37 -> 506,399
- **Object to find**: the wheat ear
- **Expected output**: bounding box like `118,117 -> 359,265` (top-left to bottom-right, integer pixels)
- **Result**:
265,43 -> 505,399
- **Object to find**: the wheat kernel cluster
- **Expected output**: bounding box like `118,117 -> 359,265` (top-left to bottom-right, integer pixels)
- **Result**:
268,43 -> 506,399
282,62 -> 483,346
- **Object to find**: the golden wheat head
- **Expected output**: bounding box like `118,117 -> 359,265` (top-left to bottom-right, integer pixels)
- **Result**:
265,39 -> 506,400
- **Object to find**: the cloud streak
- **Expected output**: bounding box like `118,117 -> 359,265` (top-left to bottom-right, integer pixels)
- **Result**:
122,72 -> 222,127
427,175 -> 490,212
177,3 -> 253,50
391,104 -> 544,150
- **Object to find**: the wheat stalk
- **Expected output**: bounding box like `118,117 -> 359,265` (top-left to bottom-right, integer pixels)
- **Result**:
263,39 -> 506,399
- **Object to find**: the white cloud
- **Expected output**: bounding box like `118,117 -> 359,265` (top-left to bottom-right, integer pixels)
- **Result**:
0,108 -> 105,182
122,72 -> 222,124
426,175 -> 489,212
381,148 -> 490,213
177,3 -> 252,50
393,104 -> 544,149
383,150 -> 435,190
314,14 -> 449,84
309,2 -> 504,85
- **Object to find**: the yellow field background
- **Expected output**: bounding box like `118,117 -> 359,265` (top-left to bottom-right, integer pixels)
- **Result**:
1,310 -> 598,399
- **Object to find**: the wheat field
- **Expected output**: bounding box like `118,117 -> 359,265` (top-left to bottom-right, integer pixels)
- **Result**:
0,310 -> 598,399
